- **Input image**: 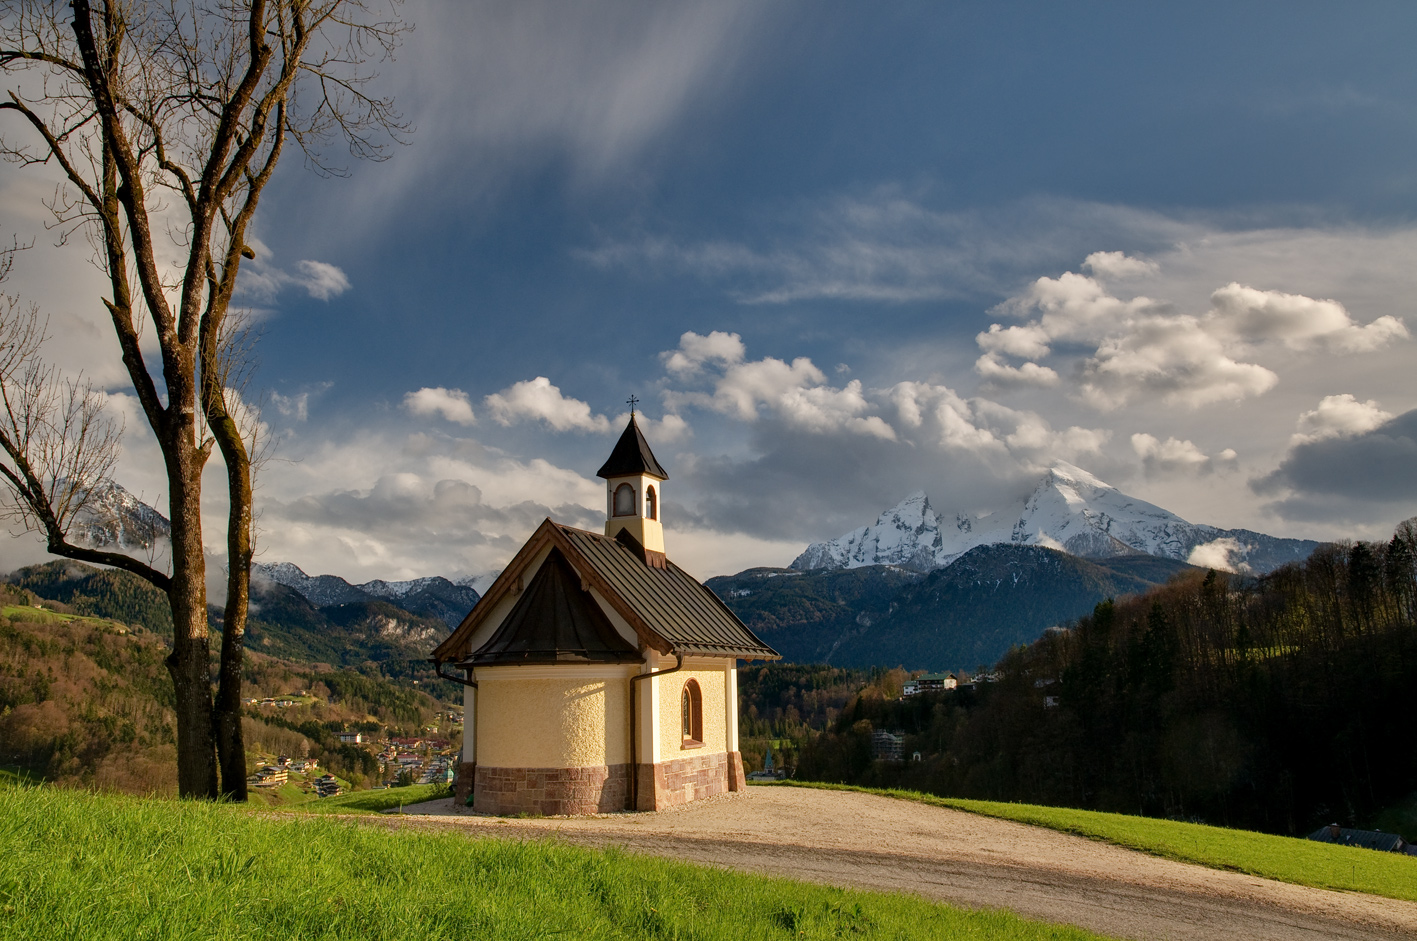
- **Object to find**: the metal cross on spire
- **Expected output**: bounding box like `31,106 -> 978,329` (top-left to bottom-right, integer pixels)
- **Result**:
626,394 -> 639,416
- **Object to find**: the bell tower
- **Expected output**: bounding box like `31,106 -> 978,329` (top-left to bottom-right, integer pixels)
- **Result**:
597,399 -> 668,559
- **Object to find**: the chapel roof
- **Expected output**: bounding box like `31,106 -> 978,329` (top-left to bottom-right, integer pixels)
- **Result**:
596,414 -> 668,481
432,519 -> 778,665
464,547 -> 642,666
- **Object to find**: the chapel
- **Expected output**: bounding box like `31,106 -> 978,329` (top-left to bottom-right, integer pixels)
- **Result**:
431,413 -> 779,815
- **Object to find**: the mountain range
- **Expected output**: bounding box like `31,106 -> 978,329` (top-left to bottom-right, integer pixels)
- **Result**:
54,469 -> 1327,672
792,462 -> 1318,576
252,562 -> 481,628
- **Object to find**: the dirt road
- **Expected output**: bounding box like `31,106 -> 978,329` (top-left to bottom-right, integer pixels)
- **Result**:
374,786 -> 1417,941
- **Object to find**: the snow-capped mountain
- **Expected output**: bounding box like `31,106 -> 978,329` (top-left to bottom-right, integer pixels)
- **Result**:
253,562 -> 481,627
791,462 -> 1318,576
68,479 -> 171,552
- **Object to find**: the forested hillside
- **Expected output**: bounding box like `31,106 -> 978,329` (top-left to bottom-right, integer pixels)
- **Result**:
710,547 -> 1195,669
793,523 -> 1417,836
4,561 -> 457,702
0,582 -> 446,793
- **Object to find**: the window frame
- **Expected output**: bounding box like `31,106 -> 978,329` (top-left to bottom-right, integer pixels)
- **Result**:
645,484 -> 657,520
612,482 -> 636,517
680,678 -> 703,748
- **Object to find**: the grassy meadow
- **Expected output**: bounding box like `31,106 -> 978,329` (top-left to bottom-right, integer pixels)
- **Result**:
0,785 -> 1114,941
283,781 -> 452,814
774,782 -> 1417,903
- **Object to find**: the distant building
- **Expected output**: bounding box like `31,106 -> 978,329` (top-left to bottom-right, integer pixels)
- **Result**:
248,766 -> 288,787
871,729 -> 904,761
338,732 -> 364,744
1308,824 -> 1415,855
904,673 -> 957,696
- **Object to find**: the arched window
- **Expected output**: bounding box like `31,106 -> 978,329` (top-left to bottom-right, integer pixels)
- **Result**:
613,483 -> 635,517
680,678 -> 703,746
645,485 -> 657,520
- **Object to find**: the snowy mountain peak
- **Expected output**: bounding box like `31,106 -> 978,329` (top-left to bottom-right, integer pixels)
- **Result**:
69,478 -> 171,553
1044,460 -> 1111,490
792,463 -> 1319,575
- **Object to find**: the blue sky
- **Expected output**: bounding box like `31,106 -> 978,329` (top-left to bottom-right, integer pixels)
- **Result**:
4,1 -> 1417,581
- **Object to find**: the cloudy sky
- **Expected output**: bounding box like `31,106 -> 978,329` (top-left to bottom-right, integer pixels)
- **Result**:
3,1 -> 1416,582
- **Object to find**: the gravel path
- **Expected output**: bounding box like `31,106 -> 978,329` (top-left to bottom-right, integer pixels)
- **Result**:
370,785 -> 1417,941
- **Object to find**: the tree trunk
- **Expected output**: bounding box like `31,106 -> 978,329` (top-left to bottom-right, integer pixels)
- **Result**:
214,438 -> 253,801
164,435 -> 219,800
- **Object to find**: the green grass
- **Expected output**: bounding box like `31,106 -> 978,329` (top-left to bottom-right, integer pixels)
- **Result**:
0,786 -> 1114,941
0,605 -> 114,626
771,781 -> 1417,903
0,766 -> 41,788
285,782 -> 452,815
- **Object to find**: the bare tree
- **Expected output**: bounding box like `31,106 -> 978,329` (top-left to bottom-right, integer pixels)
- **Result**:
0,0 -> 407,799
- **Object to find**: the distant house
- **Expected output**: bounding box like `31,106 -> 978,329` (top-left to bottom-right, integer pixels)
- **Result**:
249,766 -> 288,787
338,732 -> 364,744
314,774 -> 343,797
904,673 -> 957,696
1308,824 -> 1415,855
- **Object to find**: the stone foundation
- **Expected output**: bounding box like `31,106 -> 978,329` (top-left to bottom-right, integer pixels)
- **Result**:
726,750 -> 746,792
455,762 -> 476,804
473,763 -> 630,816
635,751 -> 732,811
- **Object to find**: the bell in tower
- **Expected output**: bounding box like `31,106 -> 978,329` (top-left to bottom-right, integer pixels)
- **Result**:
597,400 -> 668,563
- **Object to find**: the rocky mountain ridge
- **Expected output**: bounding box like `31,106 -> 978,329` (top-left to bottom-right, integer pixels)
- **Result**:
253,562 -> 481,628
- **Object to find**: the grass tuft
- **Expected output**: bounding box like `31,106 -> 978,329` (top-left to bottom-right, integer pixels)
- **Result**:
770,781 -> 1417,903
0,784 -> 1116,940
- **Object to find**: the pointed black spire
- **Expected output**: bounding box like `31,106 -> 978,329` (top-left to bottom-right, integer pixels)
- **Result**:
597,413 -> 668,480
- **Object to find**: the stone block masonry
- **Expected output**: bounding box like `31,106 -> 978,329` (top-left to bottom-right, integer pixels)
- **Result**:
636,751 -> 735,811
468,750 -> 747,815
473,763 -> 630,816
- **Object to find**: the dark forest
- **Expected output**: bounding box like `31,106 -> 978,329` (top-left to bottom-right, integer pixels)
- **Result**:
789,523 -> 1417,835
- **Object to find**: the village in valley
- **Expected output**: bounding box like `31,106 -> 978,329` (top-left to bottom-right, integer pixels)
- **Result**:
2,4 -> 1417,941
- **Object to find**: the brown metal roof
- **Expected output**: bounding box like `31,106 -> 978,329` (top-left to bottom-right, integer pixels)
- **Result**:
431,518 -> 778,664
596,414 -> 668,480
464,547 -> 641,665
557,525 -> 778,660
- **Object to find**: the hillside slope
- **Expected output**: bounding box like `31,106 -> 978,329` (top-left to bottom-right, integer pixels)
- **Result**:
832,545 -> 1196,669
711,546 -> 1196,669
0,584 -> 445,793
4,561 -> 453,679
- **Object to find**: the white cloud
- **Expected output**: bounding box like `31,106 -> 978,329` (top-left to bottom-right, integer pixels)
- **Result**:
1080,314 -> 1279,409
662,330 -> 746,377
1186,537 -> 1251,573
403,387 -> 477,425
713,358 -> 895,439
270,392 -> 310,422
1131,433 -> 1213,475
1291,394 -> 1393,445
1206,283 -> 1408,352
609,410 -> 691,443
1082,250 -> 1158,280
993,269 -> 1162,343
294,260 -> 352,301
235,241 -> 352,303
484,377 -> 611,432
976,322 -> 1053,359
974,352 -> 1060,387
